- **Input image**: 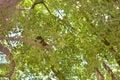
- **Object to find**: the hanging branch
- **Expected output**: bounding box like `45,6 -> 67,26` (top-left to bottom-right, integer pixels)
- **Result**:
103,62 -> 118,80
30,0 -> 52,15
95,67 -> 104,80
0,44 -> 15,79
0,36 -> 51,50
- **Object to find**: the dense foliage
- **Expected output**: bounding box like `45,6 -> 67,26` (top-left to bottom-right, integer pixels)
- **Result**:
0,0 -> 120,80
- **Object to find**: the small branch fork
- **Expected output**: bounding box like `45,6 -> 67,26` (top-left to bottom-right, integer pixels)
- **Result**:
0,36 -> 51,79
30,0 -> 52,15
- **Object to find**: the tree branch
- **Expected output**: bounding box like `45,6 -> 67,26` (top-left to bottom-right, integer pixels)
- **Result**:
0,44 -> 15,78
95,67 -> 104,80
30,1 -> 52,15
103,62 -> 118,80
0,36 -> 51,50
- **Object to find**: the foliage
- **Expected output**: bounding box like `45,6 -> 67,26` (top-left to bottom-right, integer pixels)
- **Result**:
0,0 -> 120,80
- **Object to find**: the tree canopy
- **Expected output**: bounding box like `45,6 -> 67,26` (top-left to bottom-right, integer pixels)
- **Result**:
0,0 -> 120,80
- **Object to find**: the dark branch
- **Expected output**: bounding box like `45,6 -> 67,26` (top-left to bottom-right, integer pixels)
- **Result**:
103,62 -> 118,80
30,1 -> 52,15
95,67 -> 104,80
